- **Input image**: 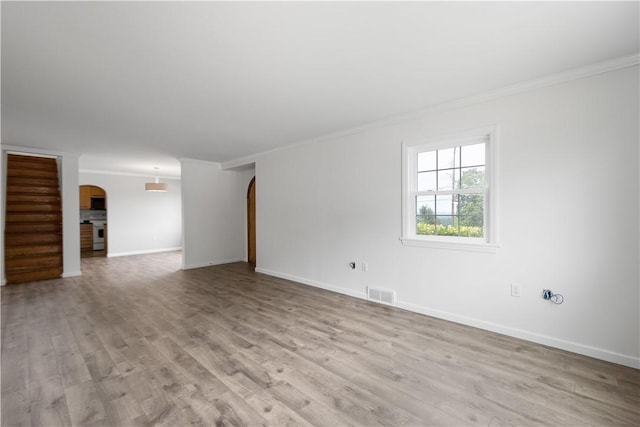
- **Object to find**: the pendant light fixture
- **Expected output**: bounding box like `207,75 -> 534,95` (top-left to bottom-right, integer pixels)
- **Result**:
145,167 -> 168,192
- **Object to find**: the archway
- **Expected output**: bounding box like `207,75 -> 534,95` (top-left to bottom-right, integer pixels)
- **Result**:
79,185 -> 108,257
247,177 -> 256,266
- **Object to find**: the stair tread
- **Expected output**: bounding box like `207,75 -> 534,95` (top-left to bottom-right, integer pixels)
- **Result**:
5,154 -> 63,284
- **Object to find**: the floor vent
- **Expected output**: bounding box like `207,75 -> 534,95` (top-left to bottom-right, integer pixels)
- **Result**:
367,286 -> 395,305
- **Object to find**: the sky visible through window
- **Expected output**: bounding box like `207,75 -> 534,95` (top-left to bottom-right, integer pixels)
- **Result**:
417,143 -> 485,193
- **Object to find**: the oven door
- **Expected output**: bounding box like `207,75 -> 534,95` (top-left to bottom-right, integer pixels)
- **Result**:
93,224 -> 105,250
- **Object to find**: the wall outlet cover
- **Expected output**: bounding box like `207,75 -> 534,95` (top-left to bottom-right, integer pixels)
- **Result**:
511,283 -> 521,297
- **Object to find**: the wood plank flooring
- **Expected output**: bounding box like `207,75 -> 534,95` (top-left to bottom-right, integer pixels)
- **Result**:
2,251 -> 639,426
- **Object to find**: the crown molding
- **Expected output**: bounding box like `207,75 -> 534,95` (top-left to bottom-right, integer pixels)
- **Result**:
221,155 -> 256,171
1,144 -> 73,158
79,169 -> 180,180
179,157 -> 222,167
223,53 -> 640,166
426,53 -> 640,118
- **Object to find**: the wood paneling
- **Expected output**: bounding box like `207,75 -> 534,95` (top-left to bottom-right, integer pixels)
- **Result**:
7,158 -> 60,171
1,251 -> 638,426
7,168 -> 59,179
5,223 -> 62,233
4,244 -> 63,257
6,193 -> 62,204
5,213 -> 62,224
6,185 -> 60,195
4,154 -> 63,283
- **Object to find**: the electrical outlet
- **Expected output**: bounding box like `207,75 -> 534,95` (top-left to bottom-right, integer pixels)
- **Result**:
362,262 -> 368,272
511,283 -> 521,297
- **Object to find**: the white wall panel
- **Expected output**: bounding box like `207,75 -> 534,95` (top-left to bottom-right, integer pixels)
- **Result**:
255,66 -> 640,367
181,159 -> 248,269
79,172 -> 182,257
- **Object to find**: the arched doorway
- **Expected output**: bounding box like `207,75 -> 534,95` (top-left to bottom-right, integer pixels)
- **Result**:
247,177 -> 256,266
79,185 -> 108,257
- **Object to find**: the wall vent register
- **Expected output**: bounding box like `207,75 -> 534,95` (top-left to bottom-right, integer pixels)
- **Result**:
367,287 -> 395,305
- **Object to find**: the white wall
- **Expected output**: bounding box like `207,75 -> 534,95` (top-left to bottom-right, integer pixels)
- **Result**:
79,172 -> 182,257
61,154 -> 81,276
255,66 -> 640,368
181,159 -> 250,269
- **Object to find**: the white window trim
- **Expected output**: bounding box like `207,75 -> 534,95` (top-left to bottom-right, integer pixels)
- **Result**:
400,126 -> 499,253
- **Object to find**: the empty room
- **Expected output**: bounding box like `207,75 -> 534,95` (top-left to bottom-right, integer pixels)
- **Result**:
1,1 -> 639,426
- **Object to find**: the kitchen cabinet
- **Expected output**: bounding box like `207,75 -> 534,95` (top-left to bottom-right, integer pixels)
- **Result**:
91,187 -> 105,198
79,185 -> 106,209
80,224 -> 93,251
79,186 -> 91,209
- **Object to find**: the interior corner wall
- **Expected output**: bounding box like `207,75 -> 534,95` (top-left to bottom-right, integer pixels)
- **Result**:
254,66 -> 640,368
61,154 -> 81,277
181,159 -> 247,269
79,172 -> 182,257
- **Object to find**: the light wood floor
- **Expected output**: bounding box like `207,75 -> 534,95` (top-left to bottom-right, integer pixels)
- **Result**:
2,252 -> 638,426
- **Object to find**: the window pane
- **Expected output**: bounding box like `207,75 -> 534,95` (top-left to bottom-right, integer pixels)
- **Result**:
416,195 -> 436,235
437,147 -> 459,170
435,217 -> 457,237
417,171 -> 437,191
435,194 -> 454,215
437,169 -> 459,190
406,135 -> 491,242
461,143 -> 485,167
416,195 -> 436,215
417,150 -> 436,172
436,193 -> 456,235
435,216 -> 454,226
458,193 -> 484,237
460,166 -> 485,189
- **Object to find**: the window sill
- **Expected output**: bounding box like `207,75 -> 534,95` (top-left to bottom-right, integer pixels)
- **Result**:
399,237 -> 499,253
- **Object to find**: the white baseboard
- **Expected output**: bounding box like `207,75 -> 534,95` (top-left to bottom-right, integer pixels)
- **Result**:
395,300 -> 640,369
182,258 -> 245,270
62,271 -> 82,278
255,267 -> 640,369
255,268 -> 367,300
107,247 -> 182,258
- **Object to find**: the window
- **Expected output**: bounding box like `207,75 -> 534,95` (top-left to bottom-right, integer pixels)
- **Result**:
401,127 -> 497,252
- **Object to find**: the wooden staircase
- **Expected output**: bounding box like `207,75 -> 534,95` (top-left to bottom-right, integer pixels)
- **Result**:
4,154 -> 63,283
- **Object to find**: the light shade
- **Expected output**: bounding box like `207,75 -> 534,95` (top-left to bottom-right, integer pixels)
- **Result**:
145,182 -> 168,192
145,166 -> 168,192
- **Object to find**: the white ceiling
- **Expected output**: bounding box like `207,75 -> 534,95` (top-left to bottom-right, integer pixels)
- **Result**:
2,1 -> 638,178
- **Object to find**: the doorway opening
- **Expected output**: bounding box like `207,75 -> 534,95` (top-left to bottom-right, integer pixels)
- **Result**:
79,185 -> 108,258
247,177 -> 256,267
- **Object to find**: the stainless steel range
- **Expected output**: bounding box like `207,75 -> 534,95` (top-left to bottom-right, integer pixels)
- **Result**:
89,212 -> 106,251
